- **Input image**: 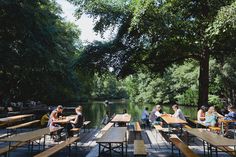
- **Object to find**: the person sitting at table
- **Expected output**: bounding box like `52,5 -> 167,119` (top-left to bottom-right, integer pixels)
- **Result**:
47,105 -> 64,127
204,106 -> 223,127
67,106 -> 84,137
47,105 -> 64,141
141,107 -> 150,128
41,112 -> 50,127
172,104 -> 186,121
149,105 -> 163,126
223,104 -> 236,136
197,105 -> 207,122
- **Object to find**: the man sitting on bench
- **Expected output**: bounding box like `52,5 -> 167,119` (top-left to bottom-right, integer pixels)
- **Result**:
48,105 -> 64,141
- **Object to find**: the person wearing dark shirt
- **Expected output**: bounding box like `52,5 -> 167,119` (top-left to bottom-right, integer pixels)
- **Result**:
224,104 -> 236,136
67,106 -> 84,137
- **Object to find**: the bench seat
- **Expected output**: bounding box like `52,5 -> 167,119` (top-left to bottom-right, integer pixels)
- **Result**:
154,125 -> 163,131
6,120 -> 40,130
218,146 -> 236,156
101,122 -> 113,133
134,140 -> 146,156
34,136 -> 79,157
170,135 -> 199,157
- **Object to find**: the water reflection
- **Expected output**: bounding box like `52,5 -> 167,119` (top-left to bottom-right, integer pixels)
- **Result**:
63,101 -> 197,128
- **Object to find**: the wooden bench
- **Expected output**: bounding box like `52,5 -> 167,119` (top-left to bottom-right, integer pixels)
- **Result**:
34,136 -> 79,157
82,121 -> 91,132
6,120 -> 40,135
0,142 -> 26,156
154,125 -> 163,131
218,146 -> 236,157
169,135 -> 199,157
101,122 -> 113,133
134,122 -> 142,139
134,140 -> 147,156
209,126 -> 221,133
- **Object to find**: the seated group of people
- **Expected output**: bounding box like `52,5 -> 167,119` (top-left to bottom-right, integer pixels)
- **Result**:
45,105 -> 84,140
141,104 -> 186,128
197,104 -> 236,136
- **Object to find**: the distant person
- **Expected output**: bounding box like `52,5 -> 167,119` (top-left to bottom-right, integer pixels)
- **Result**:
41,112 -> 49,127
123,109 -> 127,114
47,105 -> 64,141
172,104 -> 186,121
197,105 -> 207,122
204,106 -> 223,127
101,111 -> 110,125
67,106 -> 84,137
149,105 -> 163,126
141,107 -> 150,128
47,105 -> 64,127
223,104 -> 236,136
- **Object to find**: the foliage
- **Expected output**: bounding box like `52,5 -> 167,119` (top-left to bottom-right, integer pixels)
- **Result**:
71,0 -> 236,107
0,0 -> 81,104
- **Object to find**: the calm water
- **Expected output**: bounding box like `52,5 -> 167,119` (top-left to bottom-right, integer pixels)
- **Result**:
62,101 -> 198,128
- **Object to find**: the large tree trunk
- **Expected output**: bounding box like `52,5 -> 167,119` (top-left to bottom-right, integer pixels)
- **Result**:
198,48 -> 210,108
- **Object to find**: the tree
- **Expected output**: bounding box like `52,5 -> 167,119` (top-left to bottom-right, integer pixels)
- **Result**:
71,0 -> 235,108
0,0 -> 81,103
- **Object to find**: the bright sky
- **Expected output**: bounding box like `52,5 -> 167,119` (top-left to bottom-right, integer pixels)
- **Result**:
56,0 -> 111,43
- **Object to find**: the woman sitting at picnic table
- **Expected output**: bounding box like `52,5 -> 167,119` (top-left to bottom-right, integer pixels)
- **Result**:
204,106 -> 224,127
171,104 -> 186,121
67,106 -> 84,137
223,104 -> 236,136
149,105 -> 163,126
197,105 -> 207,122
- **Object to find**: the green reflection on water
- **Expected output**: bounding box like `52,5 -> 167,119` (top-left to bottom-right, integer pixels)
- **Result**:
64,101 -> 197,128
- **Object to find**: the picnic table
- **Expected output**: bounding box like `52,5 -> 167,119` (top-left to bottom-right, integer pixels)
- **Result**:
218,119 -> 236,135
185,128 -> 236,157
0,114 -> 34,125
97,127 -> 127,157
0,127 -> 61,155
53,115 -> 76,124
161,114 -> 187,135
111,114 -> 131,126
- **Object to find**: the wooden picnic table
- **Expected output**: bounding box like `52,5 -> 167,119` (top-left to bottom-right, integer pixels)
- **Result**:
0,127 -> 62,155
185,128 -> 236,157
97,127 -> 127,157
111,114 -> 131,123
53,115 -> 76,124
0,114 -> 34,123
161,114 -> 187,135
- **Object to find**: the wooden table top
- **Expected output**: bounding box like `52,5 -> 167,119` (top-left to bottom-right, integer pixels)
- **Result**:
54,115 -> 76,124
0,127 -> 53,142
218,119 -> 236,123
97,127 -> 127,143
161,115 -> 187,124
0,114 -> 34,123
111,114 -> 131,123
185,128 -> 236,146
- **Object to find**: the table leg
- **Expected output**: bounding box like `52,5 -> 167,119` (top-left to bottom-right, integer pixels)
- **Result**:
202,140 -> 205,156
122,143 -> 124,157
168,124 -> 170,136
98,143 -> 101,157
215,147 -> 218,157
109,143 -> 111,157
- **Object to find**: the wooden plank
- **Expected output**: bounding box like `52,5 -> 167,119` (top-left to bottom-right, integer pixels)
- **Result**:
101,122 -> 113,132
170,137 -> 199,157
134,122 -> 141,132
34,137 -> 79,157
6,120 -> 40,130
111,114 -> 131,123
134,140 -> 147,156
154,125 -> 163,131
218,146 -> 236,156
